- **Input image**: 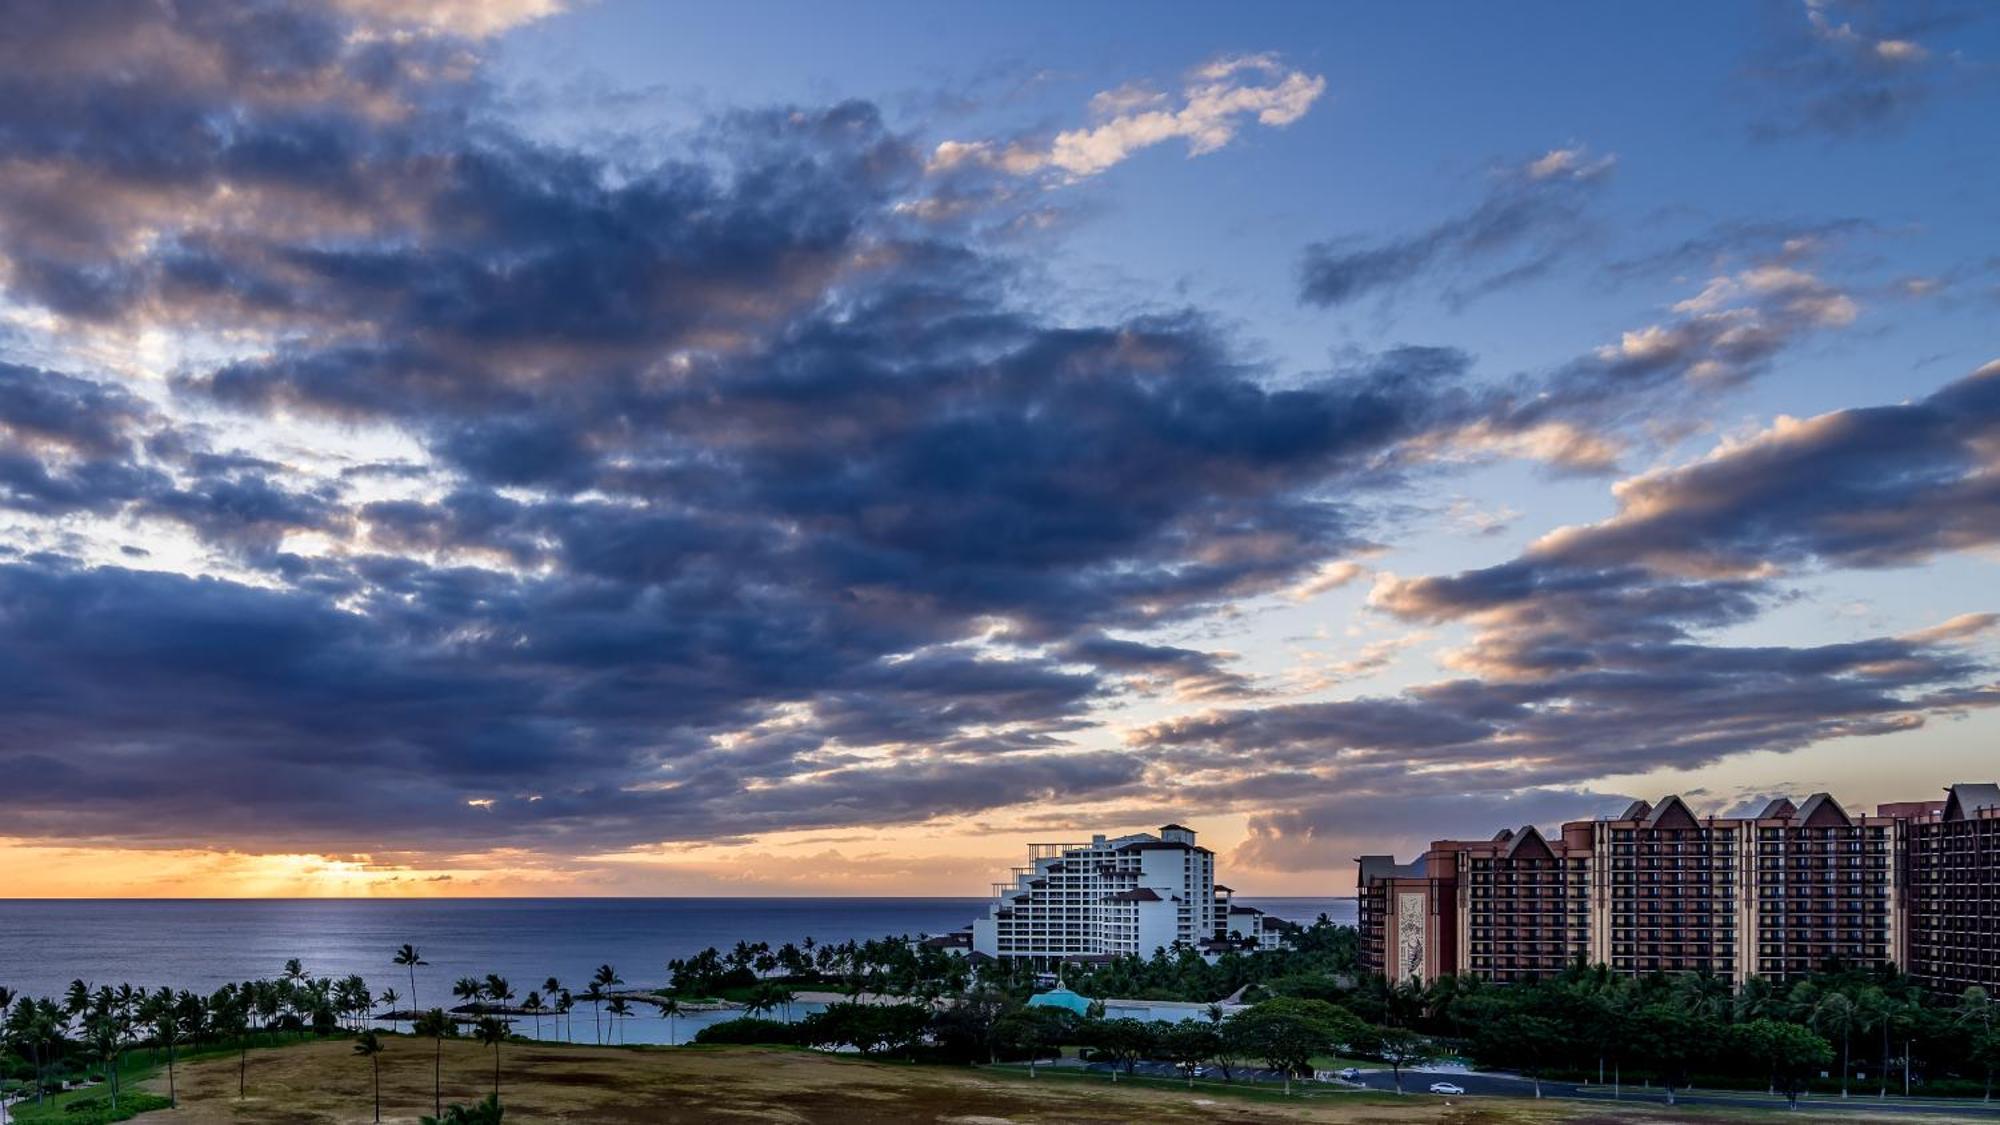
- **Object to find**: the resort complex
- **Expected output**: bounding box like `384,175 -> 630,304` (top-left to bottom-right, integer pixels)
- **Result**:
1359,783 -> 2000,992
964,824 -> 1282,962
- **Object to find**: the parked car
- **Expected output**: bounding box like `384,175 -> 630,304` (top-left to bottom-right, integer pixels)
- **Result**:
1338,1067 -> 1362,1080
1428,1082 -> 1466,1095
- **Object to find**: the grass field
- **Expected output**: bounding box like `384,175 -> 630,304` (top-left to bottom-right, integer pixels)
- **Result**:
98,1035 -> 1989,1124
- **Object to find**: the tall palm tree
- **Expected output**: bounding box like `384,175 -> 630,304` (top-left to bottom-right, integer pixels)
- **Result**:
1812,991 -> 1858,1098
152,995 -> 183,1108
659,997 -> 682,1046
523,991 -> 544,1040
211,995 -> 250,1099
414,1008 -> 455,1120
354,1029 -> 385,1123
581,983 -> 606,1046
395,945 -> 429,1013
590,965 -> 621,1046
379,988 -> 401,1033
1958,986 -> 1997,1102
473,1017 -> 507,1098
605,998 -> 632,1044
557,990 -> 575,1044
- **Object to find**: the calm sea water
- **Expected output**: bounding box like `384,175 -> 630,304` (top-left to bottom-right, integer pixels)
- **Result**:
0,897 -> 1352,1043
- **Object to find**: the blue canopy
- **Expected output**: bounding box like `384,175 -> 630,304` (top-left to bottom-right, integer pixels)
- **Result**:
1026,987 -> 1092,1016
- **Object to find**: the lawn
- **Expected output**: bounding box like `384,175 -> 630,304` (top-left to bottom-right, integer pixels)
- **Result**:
95,1034 -> 2000,1124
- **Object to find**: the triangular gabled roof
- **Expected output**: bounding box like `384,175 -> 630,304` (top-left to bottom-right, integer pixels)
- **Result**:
1758,798 -> 1798,820
1796,792 -> 1852,828
1619,800 -> 1653,821
1502,825 -> 1554,861
1492,828 -> 1515,843
1944,784 -> 2000,822
1644,795 -> 1699,830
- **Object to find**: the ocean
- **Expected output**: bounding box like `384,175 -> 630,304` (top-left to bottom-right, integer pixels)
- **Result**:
0,897 -> 1354,1043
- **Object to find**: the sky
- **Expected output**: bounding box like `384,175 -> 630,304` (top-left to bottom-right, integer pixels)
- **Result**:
0,0 -> 1997,898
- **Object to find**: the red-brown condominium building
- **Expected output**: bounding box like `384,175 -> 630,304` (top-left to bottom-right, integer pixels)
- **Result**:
1359,785 -> 1999,992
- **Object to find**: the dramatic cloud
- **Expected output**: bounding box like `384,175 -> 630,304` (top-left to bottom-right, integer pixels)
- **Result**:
0,4 -> 1457,856
1299,146 -> 1614,309
1138,360 -> 2000,874
0,0 -> 1991,887
930,54 -> 1325,181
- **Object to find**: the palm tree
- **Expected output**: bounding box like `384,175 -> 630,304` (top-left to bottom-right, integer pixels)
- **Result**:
379,988 -> 401,1032
581,983 -> 606,1046
609,998 -> 637,1044
474,1016 -> 507,1098
395,945 -> 429,1013
414,1008 -> 455,1119
152,995 -> 183,1108
590,965 -> 621,1045
484,976 -> 516,1020
523,991 -> 544,1040
1958,986 -> 1997,1101
453,977 -> 485,1013
659,996 -> 683,1046
1812,991 -> 1858,1098
211,995 -> 250,1099
84,1011 -> 123,1111
354,1029 -> 385,1123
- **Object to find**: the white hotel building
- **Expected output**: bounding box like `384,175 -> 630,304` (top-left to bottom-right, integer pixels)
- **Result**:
969,824 -> 1273,961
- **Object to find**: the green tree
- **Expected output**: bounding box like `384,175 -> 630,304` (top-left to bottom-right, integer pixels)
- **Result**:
1158,1019 -> 1222,1087
1087,1018 -> 1154,1080
1730,1019 -> 1832,1110
354,1029 -> 386,1123
1229,1000 -> 1365,1095
1373,1025 -> 1432,1095
1477,1011 -> 1565,1098
1632,1004 -> 1701,1105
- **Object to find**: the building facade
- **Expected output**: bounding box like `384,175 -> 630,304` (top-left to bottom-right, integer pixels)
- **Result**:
1907,784 -> 2000,993
971,824 -> 1258,962
1360,786 -> 1987,990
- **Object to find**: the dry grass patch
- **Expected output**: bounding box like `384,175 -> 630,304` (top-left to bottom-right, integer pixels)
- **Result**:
124,1037 -> 1987,1124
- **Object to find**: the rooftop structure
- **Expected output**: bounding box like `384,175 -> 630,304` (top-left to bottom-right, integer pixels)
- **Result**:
968,824 -> 1269,963
1359,786 -> 1995,990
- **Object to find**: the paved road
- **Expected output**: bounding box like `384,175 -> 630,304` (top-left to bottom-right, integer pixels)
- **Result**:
1049,1059 -> 2000,1117
1339,1067 -> 2000,1116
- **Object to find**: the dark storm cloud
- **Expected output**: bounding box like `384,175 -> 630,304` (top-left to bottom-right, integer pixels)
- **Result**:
1,0 -> 1992,871
1138,361 -> 2000,875
0,1 -> 1495,851
1298,147 -> 1611,310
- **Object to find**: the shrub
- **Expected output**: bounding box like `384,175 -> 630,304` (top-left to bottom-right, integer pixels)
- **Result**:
692,1017 -> 797,1046
421,1093 -> 504,1124
12,1091 -> 172,1124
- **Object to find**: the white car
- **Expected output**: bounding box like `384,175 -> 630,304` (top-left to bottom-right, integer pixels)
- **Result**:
1428,1082 -> 1466,1095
